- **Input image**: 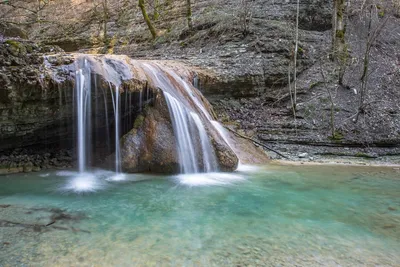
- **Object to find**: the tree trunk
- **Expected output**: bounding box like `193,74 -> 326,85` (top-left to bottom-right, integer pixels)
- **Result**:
138,0 -> 157,39
102,0 -> 109,43
293,0 -> 299,109
153,0 -> 160,21
186,0 -> 193,31
332,0 -> 347,85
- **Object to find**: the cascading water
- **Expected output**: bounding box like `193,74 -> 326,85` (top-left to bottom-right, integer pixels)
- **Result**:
164,92 -> 199,173
141,62 -> 221,174
190,112 -> 218,172
112,86 -> 121,173
64,54 -> 239,191
75,62 -> 91,173
67,57 -> 133,191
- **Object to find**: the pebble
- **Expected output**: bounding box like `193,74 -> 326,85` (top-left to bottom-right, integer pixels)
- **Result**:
298,153 -> 308,158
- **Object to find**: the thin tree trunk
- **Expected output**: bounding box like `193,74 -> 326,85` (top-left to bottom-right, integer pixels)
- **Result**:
186,0 -> 193,31
359,6 -> 388,114
102,0 -> 109,43
153,0 -> 160,21
293,0 -> 299,109
320,67 -> 336,137
138,0 -> 157,39
359,6 -> 372,111
332,0 -> 347,85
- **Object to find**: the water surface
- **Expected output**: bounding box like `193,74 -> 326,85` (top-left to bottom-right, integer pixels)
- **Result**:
0,165 -> 399,266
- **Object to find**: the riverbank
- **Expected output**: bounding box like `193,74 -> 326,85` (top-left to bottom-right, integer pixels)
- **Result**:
271,157 -> 400,168
262,144 -> 400,168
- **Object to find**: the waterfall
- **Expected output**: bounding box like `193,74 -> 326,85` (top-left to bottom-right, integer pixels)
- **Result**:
75,64 -> 91,173
164,92 -> 199,173
190,112 -> 218,172
69,55 -> 237,179
75,58 -> 124,174
114,86 -> 121,173
140,62 -> 221,174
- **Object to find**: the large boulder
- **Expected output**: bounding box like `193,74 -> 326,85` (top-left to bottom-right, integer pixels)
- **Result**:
120,91 -> 180,173
120,89 -> 239,174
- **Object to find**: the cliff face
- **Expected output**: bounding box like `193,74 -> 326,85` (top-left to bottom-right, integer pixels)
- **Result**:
0,46 -> 242,173
0,40 -> 72,152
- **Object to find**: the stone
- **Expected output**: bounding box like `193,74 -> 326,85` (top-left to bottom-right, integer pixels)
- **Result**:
0,22 -> 28,39
120,92 -> 180,174
23,162 -> 33,173
298,153 -> 309,158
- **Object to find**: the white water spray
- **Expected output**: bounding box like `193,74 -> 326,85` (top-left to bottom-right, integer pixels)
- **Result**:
164,92 -> 199,173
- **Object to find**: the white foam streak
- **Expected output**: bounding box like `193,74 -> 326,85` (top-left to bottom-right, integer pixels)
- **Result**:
175,172 -> 245,187
63,173 -> 104,193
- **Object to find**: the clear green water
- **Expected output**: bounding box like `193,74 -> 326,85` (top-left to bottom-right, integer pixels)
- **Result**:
0,165 -> 399,266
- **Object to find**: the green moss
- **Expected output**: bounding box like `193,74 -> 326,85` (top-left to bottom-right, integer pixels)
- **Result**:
298,46 -> 304,56
378,11 -> 385,18
309,81 -> 323,89
335,30 -> 345,39
5,40 -> 26,56
329,131 -> 344,141
133,115 -> 145,129
355,152 -> 369,158
5,40 -> 21,48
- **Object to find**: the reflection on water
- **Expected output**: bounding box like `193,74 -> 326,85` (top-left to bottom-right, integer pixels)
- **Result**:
0,165 -> 399,266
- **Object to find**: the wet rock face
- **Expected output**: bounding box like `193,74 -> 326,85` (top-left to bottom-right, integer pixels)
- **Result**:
212,140 -> 239,172
0,149 -> 73,175
120,92 -> 180,174
120,91 -> 239,174
0,40 -> 73,154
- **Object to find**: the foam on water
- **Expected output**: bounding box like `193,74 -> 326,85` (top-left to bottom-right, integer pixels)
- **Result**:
236,164 -> 261,173
175,172 -> 245,187
63,173 -> 105,193
106,173 -> 127,182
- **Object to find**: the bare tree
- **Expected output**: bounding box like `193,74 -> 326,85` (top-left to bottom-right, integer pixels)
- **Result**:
238,0 -> 253,36
332,0 -> 348,85
320,66 -> 338,138
138,0 -> 158,39
186,0 -> 193,32
0,0 -> 51,25
293,0 -> 300,109
288,0 -> 300,110
153,0 -> 160,21
358,4 -> 389,118
102,0 -> 110,43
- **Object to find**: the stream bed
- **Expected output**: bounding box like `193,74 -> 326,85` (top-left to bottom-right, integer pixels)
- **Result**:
0,165 -> 399,266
